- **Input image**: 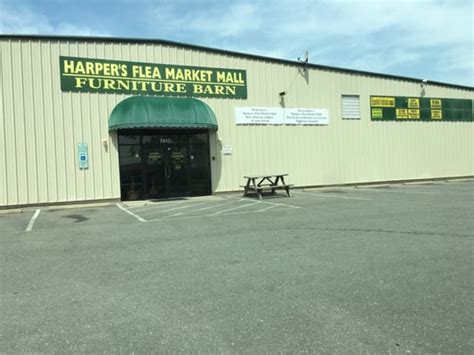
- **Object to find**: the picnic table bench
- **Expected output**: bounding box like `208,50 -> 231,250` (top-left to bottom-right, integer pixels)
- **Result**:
241,174 -> 293,200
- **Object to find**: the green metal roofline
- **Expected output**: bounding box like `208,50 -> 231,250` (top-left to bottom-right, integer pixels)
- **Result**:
108,96 -> 218,131
2,34 -> 473,91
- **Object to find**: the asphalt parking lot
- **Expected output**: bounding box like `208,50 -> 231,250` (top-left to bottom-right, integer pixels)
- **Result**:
1,180 -> 473,353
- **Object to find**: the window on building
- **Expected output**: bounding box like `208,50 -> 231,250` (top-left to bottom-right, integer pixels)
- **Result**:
341,95 -> 361,120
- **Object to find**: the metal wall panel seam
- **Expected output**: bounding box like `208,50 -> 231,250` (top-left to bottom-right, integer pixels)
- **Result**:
50,42 -> 68,202
28,42 -> 40,202
101,41 -> 113,198
78,42 -> 91,199
26,41 -> 40,204
0,41 -> 7,206
14,42 -> 28,204
90,42 -> 101,199
102,43 -> 114,198
40,42 -> 58,202
9,42 -> 20,203
37,42 -> 49,202
82,91 -> 92,199
66,42 -> 78,201
59,42 -> 70,201
78,43 -> 89,200
75,43 -> 86,201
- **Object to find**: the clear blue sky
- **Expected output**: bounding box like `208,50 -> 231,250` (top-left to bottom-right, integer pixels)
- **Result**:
1,0 -> 473,86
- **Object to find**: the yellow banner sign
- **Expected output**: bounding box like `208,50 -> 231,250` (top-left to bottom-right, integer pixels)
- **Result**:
370,95 -> 472,121
396,109 -> 408,119
408,109 -> 420,119
370,97 -> 395,107
408,98 -> 419,108
431,110 -> 443,119
371,108 -> 383,119
430,99 -> 442,109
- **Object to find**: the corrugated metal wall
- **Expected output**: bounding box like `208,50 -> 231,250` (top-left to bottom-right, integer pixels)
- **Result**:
1,38 -> 473,207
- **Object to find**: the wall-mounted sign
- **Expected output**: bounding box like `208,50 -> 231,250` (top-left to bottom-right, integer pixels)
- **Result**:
77,143 -> 89,170
222,145 -> 233,155
60,56 -> 247,99
235,107 -> 329,125
285,108 -> 329,125
235,107 -> 284,125
370,96 -> 473,121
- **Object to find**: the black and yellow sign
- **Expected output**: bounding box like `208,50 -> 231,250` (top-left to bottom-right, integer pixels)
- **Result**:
408,109 -> 420,119
396,109 -> 408,119
370,95 -> 473,121
372,108 -> 384,119
430,99 -> 442,109
408,98 -> 419,108
431,110 -> 442,120
60,56 -> 247,99
370,97 -> 395,107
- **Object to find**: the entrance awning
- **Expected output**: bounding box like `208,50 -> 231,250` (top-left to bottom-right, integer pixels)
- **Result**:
109,96 -> 218,130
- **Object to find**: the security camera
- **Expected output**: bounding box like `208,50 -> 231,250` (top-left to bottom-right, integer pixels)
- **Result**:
279,91 -> 286,96
422,79 -> 428,83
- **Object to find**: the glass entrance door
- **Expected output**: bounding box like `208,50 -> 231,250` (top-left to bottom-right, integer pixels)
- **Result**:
118,129 -> 211,200
143,134 -> 189,197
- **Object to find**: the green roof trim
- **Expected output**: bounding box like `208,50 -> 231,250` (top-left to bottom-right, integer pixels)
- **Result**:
108,96 -> 218,130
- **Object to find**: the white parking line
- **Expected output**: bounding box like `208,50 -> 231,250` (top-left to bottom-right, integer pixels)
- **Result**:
130,200 -> 189,212
194,200 -> 240,211
146,201 -> 297,221
257,204 -> 279,212
294,191 -> 372,201
25,209 -> 41,232
207,201 -> 257,216
354,187 -> 436,195
219,203 -> 289,215
167,212 -> 184,218
140,201 -> 210,216
116,203 -> 146,222
256,200 -> 301,209
227,195 -> 301,209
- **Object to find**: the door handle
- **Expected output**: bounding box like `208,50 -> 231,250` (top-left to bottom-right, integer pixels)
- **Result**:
164,165 -> 172,179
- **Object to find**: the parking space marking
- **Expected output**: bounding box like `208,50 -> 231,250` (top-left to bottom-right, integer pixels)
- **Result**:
207,201 -> 257,216
25,209 -> 41,232
116,196 -> 302,222
259,200 -> 301,209
354,187 -> 436,195
194,199 -> 239,211
147,214 -> 211,222
220,204 -> 280,215
143,199 -> 300,221
231,196 -> 301,209
129,200 -> 189,212
116,203 -> 146,222
295,191 -> 372,201
257,204 -> 279,212
139,201 -> 210,216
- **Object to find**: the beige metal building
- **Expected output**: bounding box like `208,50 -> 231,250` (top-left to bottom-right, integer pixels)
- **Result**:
1,34 -> 473,208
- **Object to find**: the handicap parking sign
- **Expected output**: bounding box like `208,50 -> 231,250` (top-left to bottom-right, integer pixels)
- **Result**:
78,143 -> 89,169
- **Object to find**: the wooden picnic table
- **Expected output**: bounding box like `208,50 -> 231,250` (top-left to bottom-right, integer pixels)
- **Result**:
242,174 -> 292,200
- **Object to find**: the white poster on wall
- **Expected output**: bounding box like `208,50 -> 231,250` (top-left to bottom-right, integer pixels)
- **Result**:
222,145 -> 233,155
285,108 -> 329,125
235,107 -> 284,125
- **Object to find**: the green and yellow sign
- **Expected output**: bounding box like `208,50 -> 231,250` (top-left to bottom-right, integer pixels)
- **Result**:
370,95 -> 473,121
60,56 -> 247,99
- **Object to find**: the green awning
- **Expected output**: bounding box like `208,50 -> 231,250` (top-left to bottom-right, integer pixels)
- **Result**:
109,96 -> 218,130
